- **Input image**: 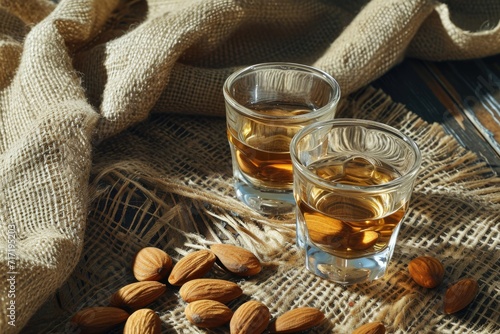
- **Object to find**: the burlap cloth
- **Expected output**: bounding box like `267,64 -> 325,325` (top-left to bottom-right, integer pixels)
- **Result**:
1,0 -> 499,333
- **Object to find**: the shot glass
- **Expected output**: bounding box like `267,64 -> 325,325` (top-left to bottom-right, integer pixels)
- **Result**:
223,63 -> 341,215
290,119 -> 421,284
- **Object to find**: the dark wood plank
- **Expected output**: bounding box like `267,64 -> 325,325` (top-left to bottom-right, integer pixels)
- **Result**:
373,55 -> 500,175
424,59 -> 500,154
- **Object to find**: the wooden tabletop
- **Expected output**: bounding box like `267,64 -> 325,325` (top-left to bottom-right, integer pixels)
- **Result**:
373,54 -> 500,176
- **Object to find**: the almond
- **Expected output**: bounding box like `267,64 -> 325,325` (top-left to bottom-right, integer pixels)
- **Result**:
71,306 -> 129,334
305,213 -> 349,247
210,243 -> 262,276
443,278 -> 479,314
408,256 -> 445,289
346,231 -> 379,250
352,322 -> 386,334
179,278 -> 243,303
132,247 -> 173,281
110,281 -> 166,311
185,299 -> 233,328
123,308 -> 161,334
230,300 -> 270,334
168,249 -> 216,286
268,307 -> 325,333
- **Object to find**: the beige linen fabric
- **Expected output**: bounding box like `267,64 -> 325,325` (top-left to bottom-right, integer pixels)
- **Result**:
0,0 -> 499,333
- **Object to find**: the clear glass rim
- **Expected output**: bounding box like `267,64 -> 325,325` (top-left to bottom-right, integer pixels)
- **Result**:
223,62 -> 341,124
290,118 -> 422,193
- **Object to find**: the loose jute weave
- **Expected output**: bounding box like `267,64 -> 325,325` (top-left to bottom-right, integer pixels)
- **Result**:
0,0 -> 499,333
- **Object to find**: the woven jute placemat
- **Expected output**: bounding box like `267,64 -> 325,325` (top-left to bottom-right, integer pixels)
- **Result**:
24,87 -> 500,333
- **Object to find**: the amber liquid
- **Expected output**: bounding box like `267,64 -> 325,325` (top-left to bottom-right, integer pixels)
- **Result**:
298,156 -> 407,257
227,105 -> 311,189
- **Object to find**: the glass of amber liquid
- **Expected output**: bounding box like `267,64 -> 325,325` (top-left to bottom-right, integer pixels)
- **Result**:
290,119 -> 421,284
224,63 -> 340,215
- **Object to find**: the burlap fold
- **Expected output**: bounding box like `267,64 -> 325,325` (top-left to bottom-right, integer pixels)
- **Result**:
0,0 -> 499,333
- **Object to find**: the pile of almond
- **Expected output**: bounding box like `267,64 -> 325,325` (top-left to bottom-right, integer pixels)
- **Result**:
408,255 -> 479,314
70,243 -> 480,333
70,243 -> 331,333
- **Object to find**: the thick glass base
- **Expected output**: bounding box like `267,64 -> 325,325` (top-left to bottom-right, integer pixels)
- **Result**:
303,243 -> 390,285
234,179 -> 295,215
296,223 -> 398,285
